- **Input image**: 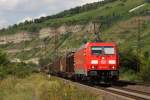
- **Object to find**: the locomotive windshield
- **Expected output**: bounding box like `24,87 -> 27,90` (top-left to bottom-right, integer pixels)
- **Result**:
91,47 -> 103,55
104,46 -> 115,55
91,46 -> 115,55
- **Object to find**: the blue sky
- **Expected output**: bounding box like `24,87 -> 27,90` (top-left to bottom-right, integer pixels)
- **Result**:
0,0 -> 101,29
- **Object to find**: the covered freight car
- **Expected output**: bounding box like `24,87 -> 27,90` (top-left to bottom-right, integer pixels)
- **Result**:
49,52 -> 75,77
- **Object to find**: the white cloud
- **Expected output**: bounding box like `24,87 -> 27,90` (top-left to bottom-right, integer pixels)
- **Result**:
0,0 -> 44,11
0,17 -> 9,29
0,0 -> 19,10
0,0 -> 101,29
81,0 -> 103,4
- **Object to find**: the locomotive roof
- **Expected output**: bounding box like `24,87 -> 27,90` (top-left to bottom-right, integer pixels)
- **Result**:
77,42 -> 117,51
86,42 -> 117,46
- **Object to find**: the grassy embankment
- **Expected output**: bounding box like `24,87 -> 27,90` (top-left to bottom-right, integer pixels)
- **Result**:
0,50 -> 100,100
0,74 -> 101,100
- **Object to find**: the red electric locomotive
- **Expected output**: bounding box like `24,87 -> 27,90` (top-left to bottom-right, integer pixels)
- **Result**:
74,42 -> 119,83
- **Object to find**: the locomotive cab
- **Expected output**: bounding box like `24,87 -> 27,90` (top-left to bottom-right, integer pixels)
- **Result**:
74,42 -> 119,83
87,43 -> 119,82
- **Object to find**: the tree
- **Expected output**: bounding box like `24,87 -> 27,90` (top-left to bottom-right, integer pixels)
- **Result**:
0,50 -> 9,65
145,0 -> 150,3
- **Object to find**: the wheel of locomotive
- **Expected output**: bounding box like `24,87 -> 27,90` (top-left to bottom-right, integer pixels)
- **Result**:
74,74 -> 79,81
74,74 -> 83,82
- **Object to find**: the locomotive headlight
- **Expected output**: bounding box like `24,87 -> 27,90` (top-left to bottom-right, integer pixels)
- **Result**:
112,66 -> 115,69
91,60 -> 98,64
109,60 -> 116,64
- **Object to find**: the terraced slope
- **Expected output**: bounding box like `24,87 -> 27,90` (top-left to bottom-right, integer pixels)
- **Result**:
0,0 -> 149,63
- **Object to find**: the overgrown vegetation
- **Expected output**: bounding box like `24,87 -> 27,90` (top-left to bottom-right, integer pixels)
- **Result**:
120,49 -> 150,82
0,74 -> 101,100
0,50 -> 37,79
145,0 -> 150,3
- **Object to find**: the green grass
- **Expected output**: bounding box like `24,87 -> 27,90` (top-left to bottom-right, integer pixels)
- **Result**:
42,0 -> 145,28
119,68 -> 139,81
0,74 -> 101,100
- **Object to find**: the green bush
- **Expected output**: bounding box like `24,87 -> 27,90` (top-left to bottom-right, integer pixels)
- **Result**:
0,62 -> 37,79
0,50 -> 9,65
0,50 -> 37,79
119,49 -> 140,71
138,57 -> 150,82
0,65 -> 7,79
145,0 -> 150,3
0,50 -> 9,79
39,57 -> 52,67
120,67 -> 139,81
9,63 -> 37,78
120,50 -> 150,82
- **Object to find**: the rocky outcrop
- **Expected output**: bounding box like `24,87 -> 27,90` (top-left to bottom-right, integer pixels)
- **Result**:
0,22 -> 99,45
38,24 -> 84,39
0,32 -> 32,45
39,23 -> 99,39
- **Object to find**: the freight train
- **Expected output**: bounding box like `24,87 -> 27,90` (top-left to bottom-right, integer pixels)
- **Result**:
43,42 -> 119,84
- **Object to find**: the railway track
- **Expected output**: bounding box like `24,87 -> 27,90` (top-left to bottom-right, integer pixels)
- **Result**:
112,86 -> 150,96
53,75 -> 150,100
105,87 -> 150,100
117,80 -> 150,86
85,83 -> 150,100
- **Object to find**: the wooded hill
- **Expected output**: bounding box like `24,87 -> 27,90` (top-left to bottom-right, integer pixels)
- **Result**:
0,0 -> 149,68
